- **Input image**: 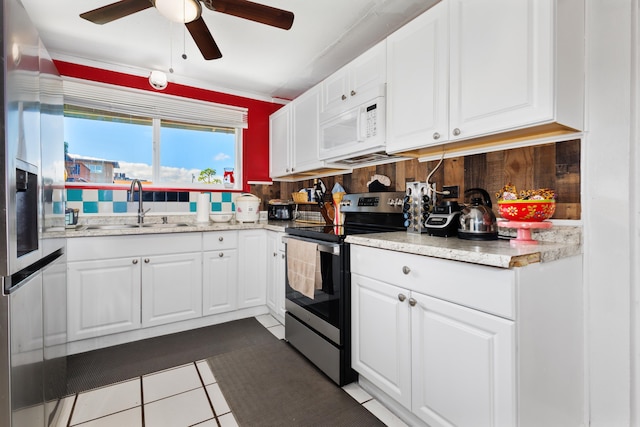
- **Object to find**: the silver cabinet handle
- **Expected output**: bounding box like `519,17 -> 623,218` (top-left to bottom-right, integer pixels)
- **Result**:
402,266 -> 411,275
409,298 -> 417,307
291,167 -> 295,172
281,253 -> 285,259
144,258 -> 150,263
132,259 -> 138,264
273,252 -> 278,257
218,236 -> 224,242
350,90 -> 356,96
433,132 -> 440,140
341,94 -> 347,100
398,293 -> 406,302
286,168 -> 290,173
452,128 -> 461,136
219,252 -> 224,257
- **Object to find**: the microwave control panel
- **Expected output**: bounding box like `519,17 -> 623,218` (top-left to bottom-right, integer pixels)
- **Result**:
365,104 -> 377,138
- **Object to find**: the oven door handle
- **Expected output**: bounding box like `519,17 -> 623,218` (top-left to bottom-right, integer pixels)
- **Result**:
282,236 -> 340,256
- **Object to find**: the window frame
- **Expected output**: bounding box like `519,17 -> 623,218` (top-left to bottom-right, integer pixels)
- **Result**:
62,78 -> 247,191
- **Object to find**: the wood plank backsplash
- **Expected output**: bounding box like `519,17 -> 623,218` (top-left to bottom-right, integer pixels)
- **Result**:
250,139 -> 581,220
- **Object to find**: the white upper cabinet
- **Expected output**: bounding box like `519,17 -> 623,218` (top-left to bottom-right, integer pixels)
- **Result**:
321,41 -> 387,114
386,0 -> 584,153
386,1 -> 449,152
269,104 -> 291,178
270,85 -> 338,179
291,86 -> 322,172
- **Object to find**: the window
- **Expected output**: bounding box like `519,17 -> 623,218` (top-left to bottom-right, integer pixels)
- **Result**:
62,80 -> 248,188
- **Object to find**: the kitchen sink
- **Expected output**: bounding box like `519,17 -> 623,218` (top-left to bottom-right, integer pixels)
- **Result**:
141,223 -> 191,228
83,223 -> 191,230
84,224 -> 140,230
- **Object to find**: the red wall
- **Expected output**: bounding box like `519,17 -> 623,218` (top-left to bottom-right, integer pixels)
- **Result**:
54,61 -> 284,191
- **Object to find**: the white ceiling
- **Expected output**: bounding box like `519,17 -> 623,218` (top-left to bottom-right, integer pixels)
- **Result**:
20,0 -> 438,101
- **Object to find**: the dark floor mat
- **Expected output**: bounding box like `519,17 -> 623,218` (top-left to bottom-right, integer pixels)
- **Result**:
66,317 -> 274,394
208,339 -> 386,427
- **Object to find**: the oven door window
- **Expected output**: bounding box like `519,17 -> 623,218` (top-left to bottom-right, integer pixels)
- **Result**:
285,246 -> 342,329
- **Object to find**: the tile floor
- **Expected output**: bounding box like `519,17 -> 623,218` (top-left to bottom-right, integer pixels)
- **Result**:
51,314 -> 408,427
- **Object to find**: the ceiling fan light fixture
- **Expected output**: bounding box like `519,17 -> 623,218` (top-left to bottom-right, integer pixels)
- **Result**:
155,0 -> 201,23
149,70 -> 168,90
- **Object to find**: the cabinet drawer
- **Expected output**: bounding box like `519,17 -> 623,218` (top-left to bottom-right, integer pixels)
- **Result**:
351,245 -> 515,319
68,233 -> 202,261
203,230 -> 238,250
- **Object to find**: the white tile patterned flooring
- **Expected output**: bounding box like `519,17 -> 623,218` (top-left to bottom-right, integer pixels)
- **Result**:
52,314 -> 408,427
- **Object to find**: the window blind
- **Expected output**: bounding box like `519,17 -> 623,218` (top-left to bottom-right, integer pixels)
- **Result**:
63,78 -> 249,129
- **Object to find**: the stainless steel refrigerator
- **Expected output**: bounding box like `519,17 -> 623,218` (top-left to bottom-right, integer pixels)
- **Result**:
0,0 -> 67,426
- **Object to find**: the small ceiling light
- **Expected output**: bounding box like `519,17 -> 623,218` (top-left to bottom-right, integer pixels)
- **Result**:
11,43 -> 21,66
154,0 -> 201,24
149,70 -> 168,90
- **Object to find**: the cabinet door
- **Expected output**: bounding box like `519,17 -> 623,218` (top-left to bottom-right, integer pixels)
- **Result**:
322,67 -> 350,113
265,232 -> 279,313
275,249 -> 286,321
269,105 -> 291,178
411,293 -> 515,427
449,0 -> 553,140
351,273 -> 412,409
291,86 -> 321,173
386,2 -> 449,152
141,252 -> 203,327
67,258 -> 141,341
266,232 -> 286,323
203,249 -> 238,316
237,230 -> 267,309
348,40 -> 386,102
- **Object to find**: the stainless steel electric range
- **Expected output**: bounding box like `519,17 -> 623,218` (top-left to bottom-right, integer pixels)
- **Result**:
283,191 -> 405,386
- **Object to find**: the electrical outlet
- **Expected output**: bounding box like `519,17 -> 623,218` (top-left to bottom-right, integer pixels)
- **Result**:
442,185 -> 459,199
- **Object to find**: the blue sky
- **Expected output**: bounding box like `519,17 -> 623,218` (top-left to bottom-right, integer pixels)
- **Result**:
64,116 -> 236,183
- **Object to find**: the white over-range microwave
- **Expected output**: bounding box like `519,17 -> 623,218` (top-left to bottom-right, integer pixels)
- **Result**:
319,96 -> 386,162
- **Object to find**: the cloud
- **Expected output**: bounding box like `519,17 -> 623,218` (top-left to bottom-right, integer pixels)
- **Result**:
214,152 -> 231,161
116,162 -> 221,184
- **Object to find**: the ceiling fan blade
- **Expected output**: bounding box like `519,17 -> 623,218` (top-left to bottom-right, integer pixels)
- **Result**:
185,17 -> 223,60
80,0 -> 153,24
204,0 -> 294,30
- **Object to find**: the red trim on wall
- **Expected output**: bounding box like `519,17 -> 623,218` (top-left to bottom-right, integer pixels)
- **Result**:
54,61 -> 284,190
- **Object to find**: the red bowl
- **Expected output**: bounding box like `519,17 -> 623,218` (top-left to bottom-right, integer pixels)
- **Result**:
497,200 -> 555,222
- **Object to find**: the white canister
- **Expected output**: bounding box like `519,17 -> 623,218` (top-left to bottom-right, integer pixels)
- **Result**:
235,193 -> 261,223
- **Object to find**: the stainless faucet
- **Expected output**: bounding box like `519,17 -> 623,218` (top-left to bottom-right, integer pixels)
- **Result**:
129,179 -> 149,224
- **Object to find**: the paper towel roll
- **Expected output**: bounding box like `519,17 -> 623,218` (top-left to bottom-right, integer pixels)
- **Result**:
197,193 -> 210,223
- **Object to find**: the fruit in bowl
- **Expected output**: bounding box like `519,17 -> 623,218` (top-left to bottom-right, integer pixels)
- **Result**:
496,185 -> 556,222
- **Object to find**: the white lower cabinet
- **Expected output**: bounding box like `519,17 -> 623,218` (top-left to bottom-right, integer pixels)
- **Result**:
237,229 -> 267,309
411,292 -> 514,427
351,244 -> 583,427
352,273 -> 515,426
266,231 -> 286,324
67,233 -> 202,342
141,252 -> 202,327
67,257 -> 142,341
202,231 -> 239,315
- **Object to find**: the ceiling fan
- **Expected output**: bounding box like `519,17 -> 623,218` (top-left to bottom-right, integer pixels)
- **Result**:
79,0 -> 294,60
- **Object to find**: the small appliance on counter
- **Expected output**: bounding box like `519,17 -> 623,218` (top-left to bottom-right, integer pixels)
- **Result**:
425,201 -> 461,237
403,182 -> 434,234
458,188 -> 499,240
268,199 -> 296,220
235,193 -> 261,223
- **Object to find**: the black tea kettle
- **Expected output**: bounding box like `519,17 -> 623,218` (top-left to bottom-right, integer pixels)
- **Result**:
458,188 -> 498,241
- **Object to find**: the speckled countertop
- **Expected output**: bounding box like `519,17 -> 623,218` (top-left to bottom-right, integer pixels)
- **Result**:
345,224 -> 582,269
44,214 -> 582,269
44,216 -> 294,239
